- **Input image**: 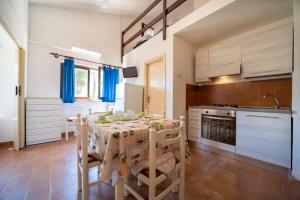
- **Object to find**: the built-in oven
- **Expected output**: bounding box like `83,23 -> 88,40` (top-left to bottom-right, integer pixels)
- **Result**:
201,109 -> 236,151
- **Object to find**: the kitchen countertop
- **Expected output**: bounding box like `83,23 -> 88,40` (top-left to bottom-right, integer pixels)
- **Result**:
188,106 -> 292,114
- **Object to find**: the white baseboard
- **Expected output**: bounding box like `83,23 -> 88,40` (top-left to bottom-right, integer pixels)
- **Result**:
291,172 -> 300,181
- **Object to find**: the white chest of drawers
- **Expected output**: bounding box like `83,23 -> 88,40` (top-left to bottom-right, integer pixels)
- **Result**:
26,98 -> 62,145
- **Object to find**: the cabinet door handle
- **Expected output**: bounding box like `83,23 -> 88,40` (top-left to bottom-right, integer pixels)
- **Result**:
202,116 -> 235,121
245,114 -> 280,119
216,61 -> 234,67
250,69 -> 280,75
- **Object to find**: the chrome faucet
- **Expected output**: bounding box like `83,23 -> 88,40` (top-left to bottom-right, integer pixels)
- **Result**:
263,94 -> 280,109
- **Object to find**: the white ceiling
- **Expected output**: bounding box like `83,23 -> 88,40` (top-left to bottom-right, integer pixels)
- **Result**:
177,0 -> 293,46
28,0 -> 193,17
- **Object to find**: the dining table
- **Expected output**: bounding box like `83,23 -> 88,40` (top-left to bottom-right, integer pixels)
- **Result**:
88,115 -> 191,200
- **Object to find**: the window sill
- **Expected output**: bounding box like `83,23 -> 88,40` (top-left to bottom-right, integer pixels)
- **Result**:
75,99 -> 104,103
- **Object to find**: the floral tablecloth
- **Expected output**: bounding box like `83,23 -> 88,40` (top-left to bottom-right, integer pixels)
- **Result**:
89,118 -> 190,185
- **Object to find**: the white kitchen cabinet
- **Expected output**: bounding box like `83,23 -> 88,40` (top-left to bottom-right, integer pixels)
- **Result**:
188,108 -> 202,142
195,48 -> 210,82
26,98 -> 62,145
241,23 -> 293,78
208,38 -> 241,77
236,111 -> 291,168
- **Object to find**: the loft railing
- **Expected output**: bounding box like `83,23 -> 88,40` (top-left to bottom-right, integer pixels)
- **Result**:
121,0 -> 187,62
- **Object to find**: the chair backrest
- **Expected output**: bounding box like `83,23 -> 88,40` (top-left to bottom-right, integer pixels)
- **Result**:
88,108 -> 111,115
149,114 -> 165,119
87,109 -> 112,135
67,106 -> 83,118
76,114 -> 89,167
148,116 -> 185,177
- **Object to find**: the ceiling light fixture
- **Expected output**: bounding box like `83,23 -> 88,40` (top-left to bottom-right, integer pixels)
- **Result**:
71,47 -> 102,59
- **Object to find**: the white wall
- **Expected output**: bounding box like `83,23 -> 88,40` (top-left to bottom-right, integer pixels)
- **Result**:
173,35 -> 195,119
28,4 -> 136,116
122,0 -> 234,119
122,31 -> 174,117
292,0 -> 300,181
123,33 -> 196,120
0,0 -> 28,49
194,0 -> 211,10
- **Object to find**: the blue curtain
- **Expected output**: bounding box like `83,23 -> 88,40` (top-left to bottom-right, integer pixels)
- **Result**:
62,59 -> 75,103
101,66 -> 119,102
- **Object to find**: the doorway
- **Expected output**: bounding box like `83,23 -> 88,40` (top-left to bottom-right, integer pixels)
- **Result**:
0,22 -> 20,150
144,54 -> 166,115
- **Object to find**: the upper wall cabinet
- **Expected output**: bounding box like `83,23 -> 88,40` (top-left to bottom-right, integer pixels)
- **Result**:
195,48 -> 210,82
208,39 -> 241,77
241,23 -> 293,78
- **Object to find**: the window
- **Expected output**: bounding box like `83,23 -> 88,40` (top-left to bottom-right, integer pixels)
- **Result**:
89,69 -> 99,100
75,67 -> 89,98
61,63 -> 101,100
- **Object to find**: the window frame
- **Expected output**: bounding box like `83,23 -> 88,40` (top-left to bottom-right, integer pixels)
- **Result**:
60,63 -> 102,101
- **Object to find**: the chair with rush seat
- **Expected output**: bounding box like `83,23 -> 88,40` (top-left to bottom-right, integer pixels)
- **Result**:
125,116 -> 186,200
65,106 -> 83,140
76,114 -> 103,200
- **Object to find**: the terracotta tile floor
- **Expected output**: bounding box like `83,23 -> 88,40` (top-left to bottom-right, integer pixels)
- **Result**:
0,136 -> 300,200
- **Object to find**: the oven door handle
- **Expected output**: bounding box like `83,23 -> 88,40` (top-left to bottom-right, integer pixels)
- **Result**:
202,115 -> 235,121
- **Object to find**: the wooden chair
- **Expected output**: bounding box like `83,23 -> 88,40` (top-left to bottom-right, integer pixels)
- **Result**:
65,106 -> 83,140
87,109 -> 112,135
88,108 -> 112,116
76,114 -> 103,200
125,116 -> 186,200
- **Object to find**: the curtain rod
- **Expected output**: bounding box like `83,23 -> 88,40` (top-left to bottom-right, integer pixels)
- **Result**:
50,52 -> 123,69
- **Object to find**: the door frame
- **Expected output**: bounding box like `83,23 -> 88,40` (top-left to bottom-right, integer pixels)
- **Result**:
18,48 -> 25,149
143,53 -> 166,115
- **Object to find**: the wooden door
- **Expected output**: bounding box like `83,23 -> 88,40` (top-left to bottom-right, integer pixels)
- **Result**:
144,55 -> 166,115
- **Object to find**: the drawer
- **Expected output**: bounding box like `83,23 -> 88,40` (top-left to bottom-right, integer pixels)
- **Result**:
26,132 -> 61,142
26,127 -> 61,136
188,126 -> 201,133
26,104 -> 62,111
26,110 -> 62,117
26,137 -> 61,145
26,116 -> 62,123
188,117 -> 201,126
189,109 -> 202,117
188,134 -> 201,142
27,121 -> 62,130
188,127 -> 201,138
26,98 -> 61,105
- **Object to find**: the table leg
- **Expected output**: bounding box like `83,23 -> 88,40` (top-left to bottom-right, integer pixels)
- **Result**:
115,178 -> 124,200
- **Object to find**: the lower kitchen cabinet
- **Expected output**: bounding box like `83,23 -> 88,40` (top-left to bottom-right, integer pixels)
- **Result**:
188,108 -> 202,142
236,111 -> 291,168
